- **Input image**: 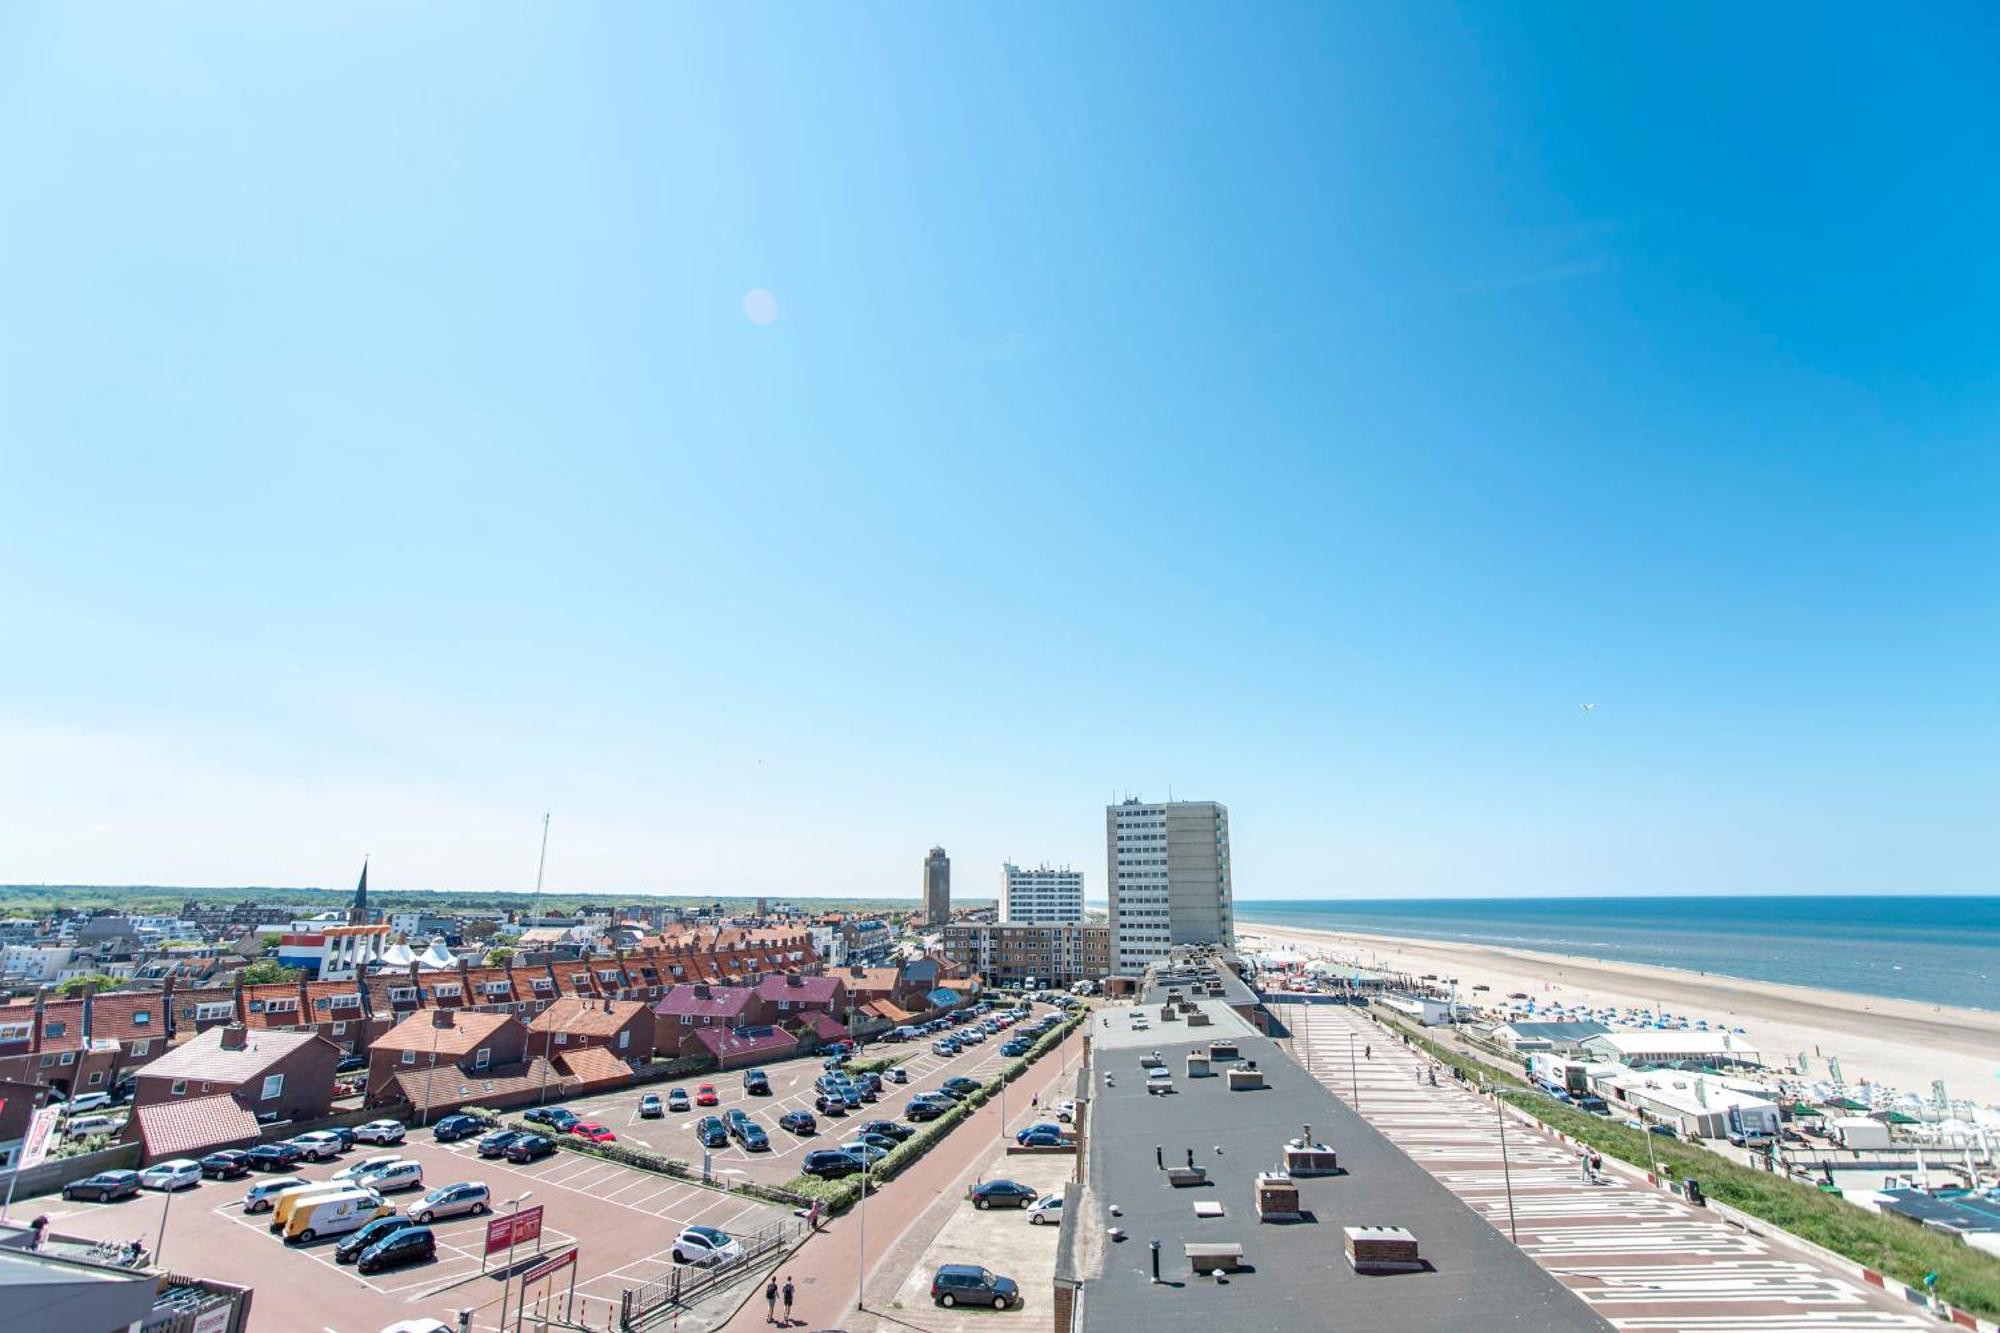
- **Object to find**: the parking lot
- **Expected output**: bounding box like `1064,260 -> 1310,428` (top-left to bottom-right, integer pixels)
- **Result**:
550,999 -> 1076,1189
38,1126 -> 793,1332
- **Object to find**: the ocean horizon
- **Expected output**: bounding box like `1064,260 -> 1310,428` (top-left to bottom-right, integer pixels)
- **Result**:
1235,895 -> 2000,1013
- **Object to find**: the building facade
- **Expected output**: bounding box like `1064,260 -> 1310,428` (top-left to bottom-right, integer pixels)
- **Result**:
941,922 -> 1111,989
1000,863 -> 1084,924
923,846 -> 951,923
1105,798 -> 1233,973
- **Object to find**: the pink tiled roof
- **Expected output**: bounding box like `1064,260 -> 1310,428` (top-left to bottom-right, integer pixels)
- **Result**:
655,985 -> 756,1020
553,1045 -> 633,1090
756,974 -> 842,1004
133,1094 -> 261,1159
690,1026 -> 796,1061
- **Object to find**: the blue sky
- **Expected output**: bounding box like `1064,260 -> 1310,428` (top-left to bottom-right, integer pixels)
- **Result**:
2,5 -> 1995,900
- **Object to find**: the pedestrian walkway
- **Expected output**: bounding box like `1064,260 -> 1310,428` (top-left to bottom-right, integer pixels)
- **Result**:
1271,1003 -> 1941,1333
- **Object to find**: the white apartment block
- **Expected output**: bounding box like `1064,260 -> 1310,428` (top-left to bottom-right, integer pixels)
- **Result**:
1,944 -> 74,983
1106,798 -> 1233,972
1000,863 -> 1084,924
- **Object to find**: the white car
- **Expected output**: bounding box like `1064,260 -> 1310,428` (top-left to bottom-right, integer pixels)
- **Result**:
1054,1100 -> 1076,1123
139,1159 -> 202,1191
672,1224 -> 743,1266
1025,1194 -> 1063,1226
288,1130 -> 346,1161
353,1119 -> 407,1145
379,1322 -> 453,1333
334,1154 -> 407,1183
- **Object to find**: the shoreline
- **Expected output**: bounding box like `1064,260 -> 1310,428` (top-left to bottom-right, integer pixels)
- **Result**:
1237,919 -> 2000,1109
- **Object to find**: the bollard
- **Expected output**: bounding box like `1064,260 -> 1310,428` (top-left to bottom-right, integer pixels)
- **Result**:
1150,1239 -> 1161,1284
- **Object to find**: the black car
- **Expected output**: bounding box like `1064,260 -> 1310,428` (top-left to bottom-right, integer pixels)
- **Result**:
524,1107 -> 578,1130
971,1179 -> 1039,1209
736,1122 -> 770,1152
244,1143 -> 301,1171
336,1216 -> 414,1264
814,1091 -> 854,1115
932,1264 -> 1019,1310
802,1149 -> 864,1179
940,1077 -> 982,1099
335,1054 -> 368,1074
859,1119 -> 913,1142
504,1133 -> 558,1163
62,1170 -> 141,1202
906,1097 -> 951,1122
478,1129 -> 529,1158
744,1069 -> 771,1095
696,1116 -> 728,1148
724,1108 -> 752,1133
198,1150 -> 251,1179
433,1113 -> 493,1142
326,1125 -> 358,1151
357,1225 -> 435,1274
779,1110 -> 818,1135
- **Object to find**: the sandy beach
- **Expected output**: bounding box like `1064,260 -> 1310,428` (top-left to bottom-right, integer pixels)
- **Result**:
1239,921 -> 2000,1110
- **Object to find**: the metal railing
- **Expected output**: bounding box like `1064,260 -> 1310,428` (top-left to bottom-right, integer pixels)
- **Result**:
617,1216 -> 806,1330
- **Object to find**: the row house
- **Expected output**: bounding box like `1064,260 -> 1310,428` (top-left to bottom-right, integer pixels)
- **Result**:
652,983 -> 765,1058
130,1024 -> 339,1126
0,990 -> 175,1099
525,996 -> 655,1065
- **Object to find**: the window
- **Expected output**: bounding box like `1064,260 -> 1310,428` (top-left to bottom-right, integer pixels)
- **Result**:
617,1030 -> 630,1051
331,1022 -> 347,1035
44,1021 -> 65,1038
195,1002 -> 233,1022
389,987 -> 417,1003
401,1049 -> 417,1065
0,1022 -> 30,1043
473,1047 -> 491,1070
129,1039 -> 151,1057
170,1079 -> 187,1096
132,1011 -> 151,1026
260,1074 -> 283,1101
59,1051 -> 75,1066
87,1069 -> 104,1085
554,1032 -> 567,1046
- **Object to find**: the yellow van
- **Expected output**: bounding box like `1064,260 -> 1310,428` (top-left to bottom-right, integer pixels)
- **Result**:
271,1181 -> 363,1234
283,1188 -> 392,1244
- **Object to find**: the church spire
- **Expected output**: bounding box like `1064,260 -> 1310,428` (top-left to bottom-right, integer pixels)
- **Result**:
349,857 -> 371,926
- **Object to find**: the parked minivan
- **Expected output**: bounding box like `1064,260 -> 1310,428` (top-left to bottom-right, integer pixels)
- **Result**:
243,1178 -> 316,1214
285,1188 -> 393,1244
353,1160 -> 424,1194
272,1181 -> 363,1233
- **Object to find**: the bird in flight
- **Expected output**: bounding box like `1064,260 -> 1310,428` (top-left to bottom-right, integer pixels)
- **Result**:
1579,703 -> 1597,713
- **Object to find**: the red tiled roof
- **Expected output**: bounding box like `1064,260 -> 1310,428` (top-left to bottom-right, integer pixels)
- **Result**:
138,1027 -> 327,1084
132,1094 -> 261,1160
240,983 -> 308,1030
88,992 -> 166,1043
528,997 -> 647,1037
371,1009 -> 518,1057
655,985 -> 757,1020
393,1057 -> 567,1112
691,1026 -> 796,1061
756,974 -> 843,1004
861,1000 -> 913,1023
553,1045 -> 633,1090
800,1012 -> 849,1042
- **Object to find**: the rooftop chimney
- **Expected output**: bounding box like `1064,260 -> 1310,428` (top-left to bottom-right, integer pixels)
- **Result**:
219,1024 -> 248,1051
431,1008 -> 456,1028
787,974 -> 803,988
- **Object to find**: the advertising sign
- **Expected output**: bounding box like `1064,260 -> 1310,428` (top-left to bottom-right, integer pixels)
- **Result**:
483,1204 -> 544,1256
18,1106 -> 61,1172
522,1246 -> 576,1283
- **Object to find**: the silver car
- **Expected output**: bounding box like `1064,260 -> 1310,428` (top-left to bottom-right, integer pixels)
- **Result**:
406,1181 -> 490,1224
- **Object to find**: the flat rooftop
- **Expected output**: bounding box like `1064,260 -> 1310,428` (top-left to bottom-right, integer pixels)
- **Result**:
1141,956 -> 1261,1009
1064,1028 -> 1610,1333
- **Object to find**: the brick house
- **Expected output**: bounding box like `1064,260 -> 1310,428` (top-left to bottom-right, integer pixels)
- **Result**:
365,1009 -> 527,1106
526,996 -> 656,1064
130,1024 -> 340,1124
756,972 -> 847,1020
652,984 -> 768,1058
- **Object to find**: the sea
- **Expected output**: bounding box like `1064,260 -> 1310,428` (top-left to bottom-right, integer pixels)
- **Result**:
1233,895 -> 2000,1013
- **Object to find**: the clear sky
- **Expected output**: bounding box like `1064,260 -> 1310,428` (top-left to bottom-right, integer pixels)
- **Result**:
2,5 -> 1995,901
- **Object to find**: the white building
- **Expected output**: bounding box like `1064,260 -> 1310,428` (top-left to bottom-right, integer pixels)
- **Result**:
1580,1030 -> 1762,1069
1,944 -> 74,983
1105,798 -> 1233,973
1001,864 -> 1084,924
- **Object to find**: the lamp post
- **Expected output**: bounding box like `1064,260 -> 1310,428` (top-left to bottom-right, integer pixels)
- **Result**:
154,1180 -> 174,1267
855,1149 -> 870,1311
1484,1078 -> 1518,1242
1348,1033 -> 1360,1108
497,1191 -> 534,1332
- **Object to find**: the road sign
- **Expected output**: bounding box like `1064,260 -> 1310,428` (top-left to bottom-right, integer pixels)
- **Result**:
484,1204 -> 544,1256
522,1246 -> 576,1283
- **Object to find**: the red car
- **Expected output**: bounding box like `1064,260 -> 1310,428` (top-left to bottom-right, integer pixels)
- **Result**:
569,1121 -> 617,1143
695,1084 -> 719,1107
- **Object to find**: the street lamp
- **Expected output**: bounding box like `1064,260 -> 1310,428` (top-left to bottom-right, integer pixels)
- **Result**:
154,1180 -> 174,1267
1348,1033 -> 1359,1108
497,1191 -> 534,1332
1483,1078 -> 1518,1243
855,1150 -> 871,1311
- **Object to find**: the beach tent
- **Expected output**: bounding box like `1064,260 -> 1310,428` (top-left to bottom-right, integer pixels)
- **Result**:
1789,1103 -> 1824,1118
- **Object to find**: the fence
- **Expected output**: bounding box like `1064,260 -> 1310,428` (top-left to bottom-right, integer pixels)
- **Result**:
4,1140 -> 141,1202
617,1216 -> 807,1330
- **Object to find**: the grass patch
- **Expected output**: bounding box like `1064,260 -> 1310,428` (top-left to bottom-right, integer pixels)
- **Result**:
1371,1010 -> 2000,1318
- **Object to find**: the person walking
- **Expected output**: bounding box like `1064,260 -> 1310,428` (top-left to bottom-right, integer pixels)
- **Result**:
766,1276 -> 779,1323
783,1275 -> 795,1325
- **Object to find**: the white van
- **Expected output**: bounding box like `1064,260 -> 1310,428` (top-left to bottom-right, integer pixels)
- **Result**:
273,1181 -> 363,1234
284,1188 -> 392,1244
354,1159 -> 424,1194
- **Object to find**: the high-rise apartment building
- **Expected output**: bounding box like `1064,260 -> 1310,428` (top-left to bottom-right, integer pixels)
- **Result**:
1105,798 -> 1232,972
923,846 -> 952,924
1000,863 -> 1084,924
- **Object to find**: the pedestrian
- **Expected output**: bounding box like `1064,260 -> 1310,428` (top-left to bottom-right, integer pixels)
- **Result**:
783,1275 -> 795,1325
1031,1092 -> 1039,1109
766,1276 -> 779,1323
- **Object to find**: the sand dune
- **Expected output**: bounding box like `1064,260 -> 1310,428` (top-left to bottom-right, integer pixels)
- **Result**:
1239,921 -> 2000,1108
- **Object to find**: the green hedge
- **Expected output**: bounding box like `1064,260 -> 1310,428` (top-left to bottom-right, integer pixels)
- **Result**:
1370,1010 -> 2000,1319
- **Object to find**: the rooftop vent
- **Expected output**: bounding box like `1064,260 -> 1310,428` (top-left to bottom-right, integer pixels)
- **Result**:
1254,1171 -> 1302,1222
1344,1226 -> 1422,1274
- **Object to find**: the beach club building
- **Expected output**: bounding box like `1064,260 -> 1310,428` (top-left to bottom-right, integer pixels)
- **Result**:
1591,1067 -> 1782,1141
1580,1029 -> 1762,1070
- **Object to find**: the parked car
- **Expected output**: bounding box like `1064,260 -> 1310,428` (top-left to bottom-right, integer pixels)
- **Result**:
356,1225 -> 436,1274
524,1107 -> 578,1131
353,1119 -> 407,1145
140,1159 -> 202,1191
850,1133 -> 897,1155
334,1154 -> 407,1183
672,1225 -> 742,1266
744,1069 -> 771,1095
478,1129 -> 529,1158
326,1125 -> 359,1151
779,1110 -> 818,1135
885,1066 -> 909,1084
859,1119 -> 913,1142
840,1141 -> 888,1166
336,1215 -> 415,1264
1014,1122 -> 1064,1146
407,1182 -> 491,1224
1001,1041 -> 1029,1057
932,1039 -> 959,1056
931,1264 -> 1019,1309
696,1116 -> 729,1148
736,1122 -> 770,1151
1025,1194 -> 1063,1225
505,1134 -> 558,1163
242,1178 -> 315,1213
433,1113 -> 494,1142
244,1143 -> 302,1171
694,1084 -> 719,1107
1054,1100 -> 1076,1123
199,1150 -> 252,1179
940,1077 -> 982,1099
1017,1127 -> 1066,1148
906,1097 -> 951,1122
638,1094 -> 664,1119
288,1130 -> 346,1161
569,1121 -> 617,1144
971,1179 -> 1039,1210
666,1088 -> 691,1113
814,1091 -> 854,1115
352,1160 -> 424,1194
802,1149 -> 864,1179
63,1170 -> 141,1203
286,1188 -> 394,1244
335,1053 -> 369,1074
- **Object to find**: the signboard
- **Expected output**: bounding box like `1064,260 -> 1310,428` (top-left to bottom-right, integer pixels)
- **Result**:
483,1204 -> 544,1256
191,1304 -> 232,1333
522,1246 -> 576,1283
18,1106 -> 61,1172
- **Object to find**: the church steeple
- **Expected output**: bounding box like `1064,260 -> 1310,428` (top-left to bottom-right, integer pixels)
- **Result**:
349,858 -> 371,926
